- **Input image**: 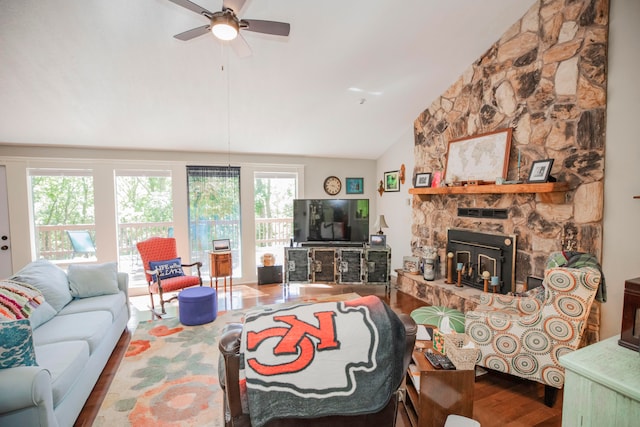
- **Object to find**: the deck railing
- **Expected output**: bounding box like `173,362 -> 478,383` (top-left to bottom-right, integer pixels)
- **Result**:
36,224 -> 98,259
35,217 -> 293,264
255,217 -> 293,247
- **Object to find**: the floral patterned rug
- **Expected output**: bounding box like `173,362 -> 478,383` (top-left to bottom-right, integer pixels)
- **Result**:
95,293 -> 361,426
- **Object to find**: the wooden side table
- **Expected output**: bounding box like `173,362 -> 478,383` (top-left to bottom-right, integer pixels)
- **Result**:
210,251 -> 232,294
403,343 -> 475,427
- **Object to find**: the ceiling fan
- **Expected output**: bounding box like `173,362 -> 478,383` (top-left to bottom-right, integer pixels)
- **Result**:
168,0 -> 290,57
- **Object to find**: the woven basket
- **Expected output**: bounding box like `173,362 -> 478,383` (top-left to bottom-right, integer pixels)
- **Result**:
443,333 -> 479,370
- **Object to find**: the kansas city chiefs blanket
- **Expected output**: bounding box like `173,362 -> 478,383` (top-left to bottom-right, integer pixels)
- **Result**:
240,295 -> 406,427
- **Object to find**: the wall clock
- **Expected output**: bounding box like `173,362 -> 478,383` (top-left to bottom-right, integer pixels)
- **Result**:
323,176 -> 342,195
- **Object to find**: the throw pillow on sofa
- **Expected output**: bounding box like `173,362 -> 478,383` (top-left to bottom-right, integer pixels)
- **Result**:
11,259 -> 72,312
68,262 -> 119,298
0,279 -> 44,321
149,258 -> 184,281
0,319 -> 38,369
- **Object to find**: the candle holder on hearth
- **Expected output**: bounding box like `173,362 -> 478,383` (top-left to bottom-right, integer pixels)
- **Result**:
490,276 -> 500,293
445,252 -> 454,284
482,271 -> 491,293
456,262 -> 463,287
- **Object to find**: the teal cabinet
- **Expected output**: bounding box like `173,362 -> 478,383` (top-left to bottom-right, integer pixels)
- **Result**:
560,335 -> 640,426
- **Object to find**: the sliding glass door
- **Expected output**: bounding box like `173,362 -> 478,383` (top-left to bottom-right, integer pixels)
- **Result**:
187,166 -> 241,278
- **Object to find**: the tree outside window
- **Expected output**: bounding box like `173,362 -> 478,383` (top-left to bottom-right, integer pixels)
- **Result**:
29,169 -> 95,261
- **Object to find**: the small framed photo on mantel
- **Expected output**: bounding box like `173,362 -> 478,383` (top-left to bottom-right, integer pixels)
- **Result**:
414,173 -> 432,188
527,159 -> 555,183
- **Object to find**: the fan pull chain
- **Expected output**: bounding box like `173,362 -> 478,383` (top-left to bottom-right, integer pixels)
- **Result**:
225,48 -> 232,171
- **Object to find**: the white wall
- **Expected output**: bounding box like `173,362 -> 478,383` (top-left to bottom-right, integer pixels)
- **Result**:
375,127 -> 415,274
375,0 -> 640,341
600,0 -> 640,339
0,145 -> 377,282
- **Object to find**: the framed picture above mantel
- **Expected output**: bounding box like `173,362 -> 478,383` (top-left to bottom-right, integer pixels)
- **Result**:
443,128 -> 512,184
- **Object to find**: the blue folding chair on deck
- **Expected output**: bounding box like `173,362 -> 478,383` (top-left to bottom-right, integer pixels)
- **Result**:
66,230 -> 96,258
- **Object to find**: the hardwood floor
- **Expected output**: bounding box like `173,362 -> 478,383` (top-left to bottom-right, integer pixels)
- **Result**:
74,283 -> 562,427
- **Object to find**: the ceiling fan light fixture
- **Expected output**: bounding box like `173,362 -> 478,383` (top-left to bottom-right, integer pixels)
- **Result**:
211,15 -> 239,41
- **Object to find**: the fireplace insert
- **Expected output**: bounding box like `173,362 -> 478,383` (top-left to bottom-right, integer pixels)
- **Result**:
446,228 -> 516,294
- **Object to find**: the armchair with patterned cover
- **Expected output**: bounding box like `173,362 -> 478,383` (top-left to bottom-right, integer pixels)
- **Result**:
464,252 -> 602,407
136,237 -> 203,315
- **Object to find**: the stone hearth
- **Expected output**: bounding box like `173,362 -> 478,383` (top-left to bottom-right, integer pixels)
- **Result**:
396,270 -> 601,345
396,270 -> 482,313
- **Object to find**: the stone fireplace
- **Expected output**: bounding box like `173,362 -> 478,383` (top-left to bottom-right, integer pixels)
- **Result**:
410,0 -> 606,284
447,229 -> 515,294
401,0 -> 608,344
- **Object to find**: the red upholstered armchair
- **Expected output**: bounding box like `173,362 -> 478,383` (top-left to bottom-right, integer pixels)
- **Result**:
136,237 -> 203,315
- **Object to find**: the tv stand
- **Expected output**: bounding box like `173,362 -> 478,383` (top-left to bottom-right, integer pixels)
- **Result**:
299,241 -> 365,248
284,244 -> 391,289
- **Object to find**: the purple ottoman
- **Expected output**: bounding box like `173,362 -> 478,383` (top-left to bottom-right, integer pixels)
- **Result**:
178,287 -> 217,326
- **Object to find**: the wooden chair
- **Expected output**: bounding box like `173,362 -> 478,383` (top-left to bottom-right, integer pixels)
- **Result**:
136,237 -> 202,315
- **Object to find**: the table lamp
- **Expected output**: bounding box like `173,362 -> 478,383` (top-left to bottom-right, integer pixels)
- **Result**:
374,214 -> 389,235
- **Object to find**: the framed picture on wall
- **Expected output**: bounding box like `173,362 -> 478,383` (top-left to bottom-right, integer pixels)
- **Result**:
383,170 -> 400,192
346,177 -> 364,194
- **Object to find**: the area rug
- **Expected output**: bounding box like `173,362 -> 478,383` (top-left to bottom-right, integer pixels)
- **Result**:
94,293 -> 361,426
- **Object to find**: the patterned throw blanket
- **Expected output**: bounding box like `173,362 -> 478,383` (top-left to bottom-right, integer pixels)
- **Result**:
240,295 -> 406,427
0,279 -> 43,320
547,251 -> 607,302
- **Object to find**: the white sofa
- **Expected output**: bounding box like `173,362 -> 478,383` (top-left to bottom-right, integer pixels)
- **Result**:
0,260 -> 130,427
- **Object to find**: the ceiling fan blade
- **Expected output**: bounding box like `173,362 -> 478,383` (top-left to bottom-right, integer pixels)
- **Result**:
174,25 -> 210,41
242,19 -> 290,37
230,33 -> 252,58
222,0 -> 247,14
168,0 -> 213,17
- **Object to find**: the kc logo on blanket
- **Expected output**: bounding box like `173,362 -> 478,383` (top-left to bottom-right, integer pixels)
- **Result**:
241,301 -> 379,396
246,310 -> 340,375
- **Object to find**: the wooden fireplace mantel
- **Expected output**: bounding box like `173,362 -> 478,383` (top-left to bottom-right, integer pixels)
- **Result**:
409,182 -> 569,203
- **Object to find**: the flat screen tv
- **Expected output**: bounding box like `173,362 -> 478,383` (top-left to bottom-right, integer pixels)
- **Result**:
293,199 -> 370,244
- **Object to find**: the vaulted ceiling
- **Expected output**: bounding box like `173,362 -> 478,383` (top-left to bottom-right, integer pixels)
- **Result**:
0,0 -> 534,159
